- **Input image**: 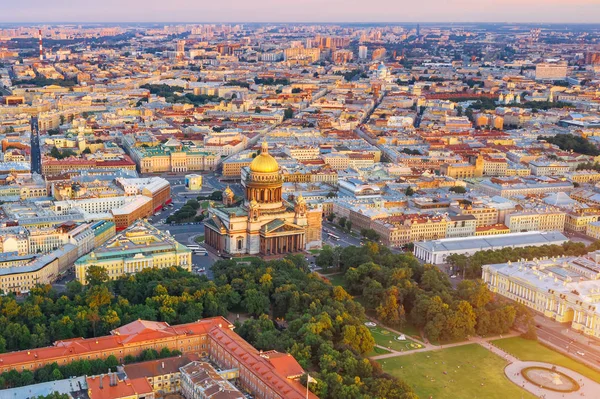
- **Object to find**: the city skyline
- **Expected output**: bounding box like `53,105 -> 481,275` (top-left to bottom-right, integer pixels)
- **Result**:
2,0 -> 599,24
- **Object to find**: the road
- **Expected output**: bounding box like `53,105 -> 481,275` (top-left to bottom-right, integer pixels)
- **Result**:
535,315 -> 600,370
322,221 -> 362,248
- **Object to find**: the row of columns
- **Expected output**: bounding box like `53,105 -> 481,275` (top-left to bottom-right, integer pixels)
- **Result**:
508,281 -> 536,302
205,228 -> 222,251
247,187 -> 282,203
575,311 -> 595,329
261,234 -> 304,255
413,246 -> 429,262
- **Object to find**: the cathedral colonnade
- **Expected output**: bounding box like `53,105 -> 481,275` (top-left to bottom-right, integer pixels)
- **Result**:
260,234 -> 304,255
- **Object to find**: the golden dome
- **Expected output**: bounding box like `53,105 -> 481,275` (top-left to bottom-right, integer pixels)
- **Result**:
249,142 -> 279,173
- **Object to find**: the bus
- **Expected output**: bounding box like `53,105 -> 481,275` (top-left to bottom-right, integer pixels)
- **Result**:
194,249 -> 208,256
187,245 -> 200,250
327,233 -> 340,241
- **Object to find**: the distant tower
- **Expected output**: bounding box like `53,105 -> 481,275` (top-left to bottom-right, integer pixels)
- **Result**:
176,40 -> 185,59
358,45 -> 368,60
38,29 -> 43,61
416,24 -> 421,40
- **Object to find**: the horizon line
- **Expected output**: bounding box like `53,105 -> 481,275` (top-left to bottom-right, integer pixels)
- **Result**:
1,21 -> 600,25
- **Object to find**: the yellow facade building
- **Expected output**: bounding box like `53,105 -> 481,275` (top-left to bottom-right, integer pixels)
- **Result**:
74,221 -> 192,285
483,252 -> 600,339
185,174 -> 203,191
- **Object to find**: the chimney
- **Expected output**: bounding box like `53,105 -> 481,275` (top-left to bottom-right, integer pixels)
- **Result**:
99,374 -> 104,389
162,362 -> 165,369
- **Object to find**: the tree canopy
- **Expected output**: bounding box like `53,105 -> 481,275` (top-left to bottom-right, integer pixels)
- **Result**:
539,134 -> 600,156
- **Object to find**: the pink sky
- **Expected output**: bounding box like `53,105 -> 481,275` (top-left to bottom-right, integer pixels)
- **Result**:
2,0 -> 599,23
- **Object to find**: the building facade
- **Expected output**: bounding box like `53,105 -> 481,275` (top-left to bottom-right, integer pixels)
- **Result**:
74,221 -> 192,284
204,143 -> 322,256
483,252 -> 600,339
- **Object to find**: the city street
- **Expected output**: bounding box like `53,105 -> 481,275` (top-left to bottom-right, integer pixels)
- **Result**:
535,315 -> 600,370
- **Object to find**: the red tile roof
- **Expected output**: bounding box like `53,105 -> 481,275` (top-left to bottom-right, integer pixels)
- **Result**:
87,374 -> 153,399
0,317 -> 230,369
209,326 -> 318,399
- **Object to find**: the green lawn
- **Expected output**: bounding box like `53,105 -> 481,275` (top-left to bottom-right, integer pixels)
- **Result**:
367,346 -> 391,357
398,321 -> 422,340
308,249 -> 321,254
324,273 -> 346,288
492,337 -> 600,383
380,344 -> 536,399
200,201 -> 210,209
368,326 -> 423,352
194,235 -> 205,244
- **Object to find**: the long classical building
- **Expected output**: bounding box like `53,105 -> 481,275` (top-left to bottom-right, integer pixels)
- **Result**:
204,142 -> 322,256
413,231 -> 568,265
483,251 -> 600,339
74,220 -> 191,284
0,318 -> 318,399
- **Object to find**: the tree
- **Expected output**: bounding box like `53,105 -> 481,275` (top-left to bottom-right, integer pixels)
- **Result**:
326,213 -> 336,222
360,229 -> 380,242
244,289 -> 270,316
362,280 -> 384,309
284,107 -> 294,120
50,146 -> 62,159
376,287 -> 405,328
345,221 -> 352,232
86,266 -> 109,286
254,106 -> 262,113
405,186 -> 415,196
457,280 -> 491,309
539,134 -> 599,156
86,286 -> 112,309
316,246 -> 334,271
341,325 -> 375,355
449,186 -> 467,194
82,148 -> 91,155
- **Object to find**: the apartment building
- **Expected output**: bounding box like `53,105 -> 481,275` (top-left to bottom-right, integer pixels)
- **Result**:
529,161 -> 570,176
446,215 -> 477,238
449,202 -> 499,227
505,209 -> 566,233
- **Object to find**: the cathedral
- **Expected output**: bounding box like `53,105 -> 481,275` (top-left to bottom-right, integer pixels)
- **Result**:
204,142 -> 322,256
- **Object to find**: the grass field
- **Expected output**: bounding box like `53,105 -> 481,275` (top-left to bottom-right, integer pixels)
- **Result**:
194,235 -> 205,244
200,201 -> 210,209
308,249 -> 321,254
400,322 -> 422,340
368,326 -> 423,352
367,346 -> 391,357
492,337 -> 600,383
324,273 -> 346,287
380,344 -> 536,399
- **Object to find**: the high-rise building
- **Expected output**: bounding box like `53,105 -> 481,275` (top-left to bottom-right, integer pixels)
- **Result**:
176,40 -> 185,58
358,45 -> 368,59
